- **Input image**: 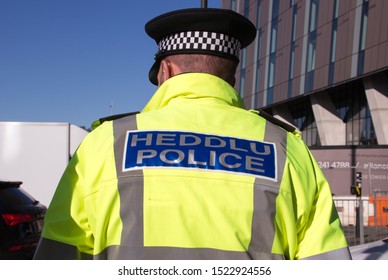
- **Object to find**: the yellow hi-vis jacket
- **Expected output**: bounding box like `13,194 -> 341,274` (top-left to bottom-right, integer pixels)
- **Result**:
34,73 -> 351,260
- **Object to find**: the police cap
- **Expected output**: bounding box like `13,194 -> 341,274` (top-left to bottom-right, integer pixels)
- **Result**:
145,8 -> 257,85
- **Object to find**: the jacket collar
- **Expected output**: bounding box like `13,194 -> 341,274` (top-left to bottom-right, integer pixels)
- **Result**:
142,73 -> 246,113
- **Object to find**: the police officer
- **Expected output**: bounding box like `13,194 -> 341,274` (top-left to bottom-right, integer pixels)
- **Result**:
34,8 -> 351,260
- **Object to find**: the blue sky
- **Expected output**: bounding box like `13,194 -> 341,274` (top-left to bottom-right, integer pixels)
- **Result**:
0,0 -> 220,129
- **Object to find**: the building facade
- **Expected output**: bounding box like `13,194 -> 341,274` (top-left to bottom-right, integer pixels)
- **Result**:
222,0 -> 388,196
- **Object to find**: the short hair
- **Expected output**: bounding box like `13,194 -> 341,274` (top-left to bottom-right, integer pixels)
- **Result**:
166,54 -> 238,86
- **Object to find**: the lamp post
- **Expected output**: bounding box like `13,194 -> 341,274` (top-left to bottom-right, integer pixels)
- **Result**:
201,0 -> 208,8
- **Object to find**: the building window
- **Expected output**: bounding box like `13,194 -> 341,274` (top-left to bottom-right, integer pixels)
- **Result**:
329,80 -> 377,146
239,69 -> 246,98
309,0 -> 319,32
291,3 -> 297,42
360,99 -> 376,145
267,54 -> 275,105
270,21 -> 278,54
329,26 -> 337,64
244,0 -> 250,17
328,0 -> 339,85
305,0 -> 319,93
272,0 -> 279,18
359,1 -> 368,52
305,35 -> 316,92
267,88 -> 274,106
288,3 -> 298,98
230,0 -> 237,11
290,99 -> 320,147
253,2 -> 261,108
254,29 -> 262,103
357,0 -> 369,76
306,36 -> 316,72
268,55 -> 276,88
239,48 -> 247,98
255,0 -> 261,26
267,0 -> 279,105
333,0 -> 339,18
240,47 -> 247,73
288,46 -> 295,98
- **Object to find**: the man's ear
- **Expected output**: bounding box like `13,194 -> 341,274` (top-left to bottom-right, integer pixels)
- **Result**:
157,60 -> 171,86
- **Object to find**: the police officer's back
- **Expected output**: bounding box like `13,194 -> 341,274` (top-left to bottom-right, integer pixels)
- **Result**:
34,8 -> 351,260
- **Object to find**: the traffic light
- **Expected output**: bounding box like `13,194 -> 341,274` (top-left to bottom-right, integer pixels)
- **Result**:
350,172 -> 362,196
355,172 -> 362,197
356,172 -> 362,184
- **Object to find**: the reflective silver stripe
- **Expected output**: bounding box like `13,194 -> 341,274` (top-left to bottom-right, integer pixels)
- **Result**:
33,237 -> 92,260
95,245 -> 252,260
113,115 -> 145,252
113,115 -> 139,178
248,121 -> 288,260
301,247 -> 352,260
117,171 -> 144,248
263,120 -> 288,189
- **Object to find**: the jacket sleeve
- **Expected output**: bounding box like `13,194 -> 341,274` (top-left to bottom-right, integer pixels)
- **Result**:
33,143 -> 94,259
274,134 -> 351,260
32,122 -> 119,260
299,148 -> 351,259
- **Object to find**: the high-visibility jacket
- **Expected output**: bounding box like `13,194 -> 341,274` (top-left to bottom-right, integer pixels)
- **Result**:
34,73 -> 351,260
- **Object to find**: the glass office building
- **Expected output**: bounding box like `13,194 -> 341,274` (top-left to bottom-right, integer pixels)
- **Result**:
223,0 -> 388,196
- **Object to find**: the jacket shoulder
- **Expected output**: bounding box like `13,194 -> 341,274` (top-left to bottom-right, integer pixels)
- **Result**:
91,111 -> 140,130
252,109 -> 298,134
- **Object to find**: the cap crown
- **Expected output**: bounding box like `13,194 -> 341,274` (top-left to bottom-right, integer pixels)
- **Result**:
145,8 -> 257,85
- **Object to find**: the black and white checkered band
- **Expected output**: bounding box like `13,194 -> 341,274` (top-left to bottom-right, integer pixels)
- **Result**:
157,31 -> 241,58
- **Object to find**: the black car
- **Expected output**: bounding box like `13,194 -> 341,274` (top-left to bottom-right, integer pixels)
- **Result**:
0,181 -> 46,259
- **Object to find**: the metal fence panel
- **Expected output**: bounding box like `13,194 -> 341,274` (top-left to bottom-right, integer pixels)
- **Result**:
334,192 -> 388,246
